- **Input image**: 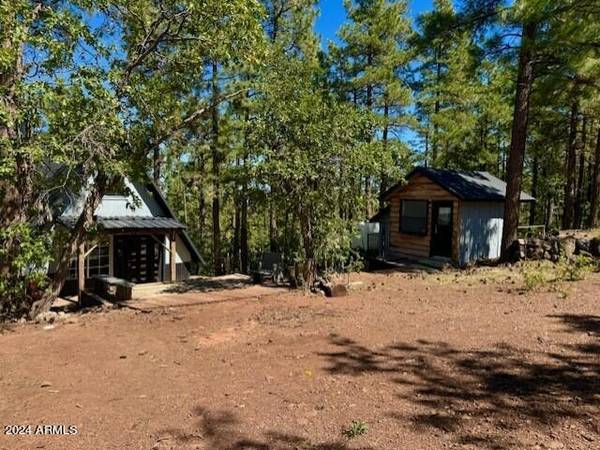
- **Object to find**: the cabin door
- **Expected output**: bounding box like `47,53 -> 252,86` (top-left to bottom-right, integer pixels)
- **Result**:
430,201 -> 453,258
114,235 -> 162,283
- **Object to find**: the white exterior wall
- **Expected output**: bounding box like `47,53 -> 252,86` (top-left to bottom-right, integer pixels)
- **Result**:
459,202 -> 504,266
164,234 -> 192,264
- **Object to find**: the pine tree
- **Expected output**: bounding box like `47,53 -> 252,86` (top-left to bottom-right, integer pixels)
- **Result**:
331,0 -> 414,216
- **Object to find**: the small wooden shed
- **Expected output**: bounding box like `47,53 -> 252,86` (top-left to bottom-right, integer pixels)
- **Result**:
378,167 -> 535,266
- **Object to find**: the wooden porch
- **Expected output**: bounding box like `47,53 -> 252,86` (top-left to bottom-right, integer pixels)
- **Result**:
75,229 -> 180,305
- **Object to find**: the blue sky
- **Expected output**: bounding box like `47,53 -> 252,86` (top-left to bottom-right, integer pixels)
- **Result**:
315,0 -> 435,149
316,0 -> 434,46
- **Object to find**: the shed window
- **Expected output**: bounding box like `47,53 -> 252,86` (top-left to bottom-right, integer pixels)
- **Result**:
400,200 -> 428,235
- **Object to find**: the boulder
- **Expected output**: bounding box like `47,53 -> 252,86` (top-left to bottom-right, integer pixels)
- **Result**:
35,311 -> 58,324
321,283 -> 349,298
528,246 -> 544,260
511,240 -> 526,261
590,238 -> 600,257
561,237 -> 576,260
575,238 -> 591,255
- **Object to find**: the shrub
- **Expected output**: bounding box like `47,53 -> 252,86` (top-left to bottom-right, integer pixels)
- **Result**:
557,255 -> 596,282
520,263 -> 550,291
0,224 -> 52,321
342,420 -> 368,439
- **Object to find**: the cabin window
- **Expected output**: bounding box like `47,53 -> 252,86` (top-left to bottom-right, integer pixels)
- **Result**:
87,242 -> 110,277
400,200 -> 428,235
67,242 -> 110,280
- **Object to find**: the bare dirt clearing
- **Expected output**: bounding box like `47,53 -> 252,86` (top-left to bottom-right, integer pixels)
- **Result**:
0,268 -> 598,450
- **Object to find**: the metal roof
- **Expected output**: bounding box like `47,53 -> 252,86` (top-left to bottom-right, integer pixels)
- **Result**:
382,167 -> 536,202
59,216 -> 186,231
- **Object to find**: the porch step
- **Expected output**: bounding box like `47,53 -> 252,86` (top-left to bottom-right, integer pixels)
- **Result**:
417,257 -> 454,270
131,282 -> 170,298
375,257 -> 439,273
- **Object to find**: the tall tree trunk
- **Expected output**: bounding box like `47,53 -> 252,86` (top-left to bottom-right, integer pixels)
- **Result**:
197,153 -> 206,245
240,122 -> 249,274
298,208 -> 315,290
546,197 -> 555,230
153,145 -> 161,184
0,21 -> 35,278
30,174 -> 111,318
240,193 -> 248,274
574,117 -> 587,229
589,127 -> 600,228
529,156 -> 538,226
432,47 -> 441,166
379,100 -> 390,209
364,177 -> 372,219
563,101 -> 579,229
269,198 -> 277,252
364,52 -> 374,219
424,129 -> 430,168
500,22 -> 537,259
233,194 -> 241,272
210,61 -> 223,275
497,134 -> 505,178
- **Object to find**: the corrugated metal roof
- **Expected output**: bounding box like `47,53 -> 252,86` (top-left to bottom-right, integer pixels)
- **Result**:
59,216 -> 186,230
382,167 -> 536,202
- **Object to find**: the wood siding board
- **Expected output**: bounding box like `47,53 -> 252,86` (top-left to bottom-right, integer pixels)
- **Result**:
389,175 -> 458,260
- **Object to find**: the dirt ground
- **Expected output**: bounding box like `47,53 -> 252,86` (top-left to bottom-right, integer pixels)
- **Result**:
0,267 -> 598,450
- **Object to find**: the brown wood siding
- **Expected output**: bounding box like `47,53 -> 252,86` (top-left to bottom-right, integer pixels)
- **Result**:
389,174 -> 460,261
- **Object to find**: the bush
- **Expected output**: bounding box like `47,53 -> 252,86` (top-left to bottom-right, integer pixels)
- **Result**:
520,262 -> 550,291
342,420 -> 368,439
557,255 -> 596,282
0,224 -> 52,321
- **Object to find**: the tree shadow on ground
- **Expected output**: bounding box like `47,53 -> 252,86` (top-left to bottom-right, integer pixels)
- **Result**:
162,275 -> 255,294
548,314 -> 600,336
158,406 -> 370,450
318,314 -> 599,449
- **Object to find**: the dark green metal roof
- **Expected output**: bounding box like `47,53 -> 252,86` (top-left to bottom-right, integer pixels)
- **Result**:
383,167 -> 536,202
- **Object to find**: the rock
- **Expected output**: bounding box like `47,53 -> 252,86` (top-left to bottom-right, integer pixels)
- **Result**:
561,238 -> 576,260
40,381 -> 52,388
36,311 -> 58,324
581,432 -> 595,442
590,238 -> 600,257
321,283 -> 349,298
510,240 -> 526,261
575,238 -> 591,254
